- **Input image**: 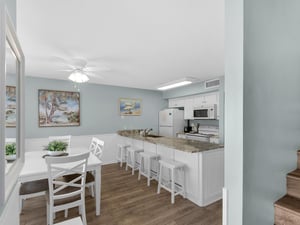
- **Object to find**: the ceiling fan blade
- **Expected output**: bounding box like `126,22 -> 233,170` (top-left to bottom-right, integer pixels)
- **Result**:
57,69 -> 74,72
83,67 -> 111,72
84,72 -> 103,79
70,58 -> 87,68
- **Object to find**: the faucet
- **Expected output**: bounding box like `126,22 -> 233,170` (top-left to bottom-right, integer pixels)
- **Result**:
142,128 -> 153,137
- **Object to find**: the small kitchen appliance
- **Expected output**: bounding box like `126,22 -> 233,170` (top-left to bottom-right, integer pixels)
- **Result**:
193,104 -> 217,120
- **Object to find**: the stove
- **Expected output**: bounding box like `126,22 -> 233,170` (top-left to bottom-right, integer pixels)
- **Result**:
185,126 -> 219,142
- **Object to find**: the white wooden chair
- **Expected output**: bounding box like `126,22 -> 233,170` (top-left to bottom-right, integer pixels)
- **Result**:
89,137 -> 104,160
85,137 -> 104,197
45,152 -> 89,225
48,135 -> 72,152
64,137 -> 104,197
16,136 -> 49,213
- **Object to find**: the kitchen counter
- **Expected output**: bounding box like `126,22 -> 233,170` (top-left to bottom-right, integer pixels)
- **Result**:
117,130 -> 223,153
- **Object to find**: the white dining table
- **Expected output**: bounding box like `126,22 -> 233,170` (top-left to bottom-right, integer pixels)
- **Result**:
18,148 -> 102,216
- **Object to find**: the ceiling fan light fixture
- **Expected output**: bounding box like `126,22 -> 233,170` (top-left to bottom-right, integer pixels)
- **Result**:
157,77 -> 195,91
68,70 -> 89,83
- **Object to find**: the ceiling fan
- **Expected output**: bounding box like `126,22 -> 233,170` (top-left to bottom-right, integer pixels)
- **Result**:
53,57 -> 111,83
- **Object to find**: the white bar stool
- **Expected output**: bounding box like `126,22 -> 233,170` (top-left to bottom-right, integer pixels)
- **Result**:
126,146 -> 144,175
157,159 -> 186,204
117,144 -> 130,167
138,152 -> 160,186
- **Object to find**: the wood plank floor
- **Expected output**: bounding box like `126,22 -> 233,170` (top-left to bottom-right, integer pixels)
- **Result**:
20,163 -> 222,225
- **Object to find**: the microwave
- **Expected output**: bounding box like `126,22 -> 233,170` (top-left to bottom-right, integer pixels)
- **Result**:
193,104 -> 217,120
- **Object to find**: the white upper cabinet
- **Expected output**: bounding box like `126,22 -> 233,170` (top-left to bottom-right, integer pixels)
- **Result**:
194,92 -> 219,107
168,91 -> 220,120
184,98 -> 194,120
168,98 -> 185,108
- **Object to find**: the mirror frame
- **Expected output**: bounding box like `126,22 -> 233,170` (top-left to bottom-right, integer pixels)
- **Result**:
0,5 -> 25,212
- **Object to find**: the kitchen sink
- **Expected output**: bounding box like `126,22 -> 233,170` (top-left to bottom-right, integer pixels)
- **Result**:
146,134 -> 163,138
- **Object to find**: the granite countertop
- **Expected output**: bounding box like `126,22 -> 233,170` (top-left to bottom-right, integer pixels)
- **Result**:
117,130 -> 224,153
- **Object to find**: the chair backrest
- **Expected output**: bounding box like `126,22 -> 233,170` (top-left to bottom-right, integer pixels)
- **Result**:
89,137 -> 104,159
45,152 -> 89,209
49,135 -> 71,151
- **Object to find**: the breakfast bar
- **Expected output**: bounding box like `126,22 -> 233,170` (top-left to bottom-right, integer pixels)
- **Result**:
117,130 -> 224,207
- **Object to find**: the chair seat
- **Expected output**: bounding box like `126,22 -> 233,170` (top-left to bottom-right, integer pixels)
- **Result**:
63,172 -> 95,184
19,179 -> 49,195
54,216 -> 83,225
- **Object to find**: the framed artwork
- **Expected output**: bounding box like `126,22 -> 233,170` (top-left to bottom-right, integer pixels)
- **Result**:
38,89 -> 80,127
6,86 -> 16,127
119,98 -> 142,116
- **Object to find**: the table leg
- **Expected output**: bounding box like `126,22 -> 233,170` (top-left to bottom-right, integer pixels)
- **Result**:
95,166 -> 101,216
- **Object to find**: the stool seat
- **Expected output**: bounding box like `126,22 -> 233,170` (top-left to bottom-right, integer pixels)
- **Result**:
158,159 -> 184,169
126,147 -> 144,175
157,159 -> 186,204
138,152 -> 160,186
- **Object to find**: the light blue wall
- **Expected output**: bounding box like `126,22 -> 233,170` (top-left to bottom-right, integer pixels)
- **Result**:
243,0 -> 300,224
25,77 -> 167,138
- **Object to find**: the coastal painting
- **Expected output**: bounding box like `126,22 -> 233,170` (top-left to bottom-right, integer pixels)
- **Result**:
38,89 -> 80,127
119,98 -> 142,116
6,86 -> 16,127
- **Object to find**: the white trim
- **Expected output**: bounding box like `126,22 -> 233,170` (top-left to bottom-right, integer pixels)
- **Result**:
0,4 -> 25,214
222,187 -> 228,225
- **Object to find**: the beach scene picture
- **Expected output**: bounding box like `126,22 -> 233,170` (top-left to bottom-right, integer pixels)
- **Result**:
119,98 -> 142,116
6,86 -> 16,127
39,90 -> 80,127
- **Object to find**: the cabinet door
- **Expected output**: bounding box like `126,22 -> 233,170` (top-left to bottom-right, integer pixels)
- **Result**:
204,93 -> 217,105
193,95 -> 204,107
194,92 -> 218,106
184,98 -> 194,119
168,98 -> 185,108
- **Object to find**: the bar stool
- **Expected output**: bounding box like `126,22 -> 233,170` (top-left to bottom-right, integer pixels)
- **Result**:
138,152 -> 160,186
157,159 -> 186,204
117,144 -> 130,167
126,146 -> 144,175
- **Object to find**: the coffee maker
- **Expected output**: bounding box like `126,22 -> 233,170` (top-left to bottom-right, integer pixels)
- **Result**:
184,120 -> 192,133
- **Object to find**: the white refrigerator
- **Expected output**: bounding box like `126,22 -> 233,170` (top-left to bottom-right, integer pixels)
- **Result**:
159,109 -> 184,137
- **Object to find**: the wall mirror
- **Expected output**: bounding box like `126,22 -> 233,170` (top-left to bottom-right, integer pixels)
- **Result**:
5,38 -> 19,174
0,6 -> 25,213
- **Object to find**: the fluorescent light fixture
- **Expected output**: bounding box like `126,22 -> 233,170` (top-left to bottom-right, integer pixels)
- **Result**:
68,70 -> 89,83
157,77 -> 195,90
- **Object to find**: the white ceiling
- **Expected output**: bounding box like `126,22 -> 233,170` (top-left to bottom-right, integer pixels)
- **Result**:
17,0 -> 224,90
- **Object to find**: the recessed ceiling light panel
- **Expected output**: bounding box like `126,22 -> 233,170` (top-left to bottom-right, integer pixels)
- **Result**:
157,77 -> 196,91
